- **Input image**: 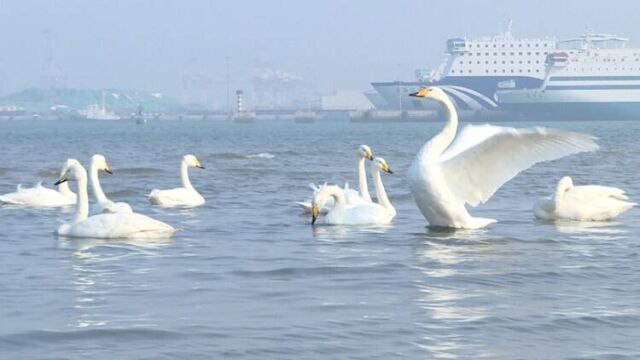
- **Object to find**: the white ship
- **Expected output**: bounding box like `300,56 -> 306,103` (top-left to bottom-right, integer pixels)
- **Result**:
82,92 -> 120,120
372,23 -> 640,119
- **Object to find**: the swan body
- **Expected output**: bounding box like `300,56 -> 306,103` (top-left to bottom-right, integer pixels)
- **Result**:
148,154 -> 205,207
298,145 -> 374,212
310,185 -> 394,225
56,159 -> 175,239
407,87 -> 599,229
90,154 -> 133,214
534,176 -> 635,221
0,166 -> 76,208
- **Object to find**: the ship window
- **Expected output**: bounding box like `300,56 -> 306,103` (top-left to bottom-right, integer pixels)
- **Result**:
528,69 -> 531,72
510,60 -> 514,64
511,69 -> 514,73
527,44 -> 531,47
510,52 -> 514,55
536,60 -> 539,64
494,52 -> 497,56
477,52 -> 481,56
535,52 -> 539,55
502,60 -> 506,64
510,44 -> 514,48
469,61 -> 473,64
451,69 -> 455,73
485,61 -> 489,64
543,43 -> 547,47
477,61 -> 481,64
527,52 -> 531,55
485,44 -> 488,48
502,69 -> 506,73
486,70 -> 489,73
518,52 -> 522,55
486,52 -> 489,56
494,70 -> 497,73
502,52 -> 506,55
519,61 -> 523,64
535,44 -> 539,47
519,44 -> 522,47
493,44 -> 496,48
519,69 -> 522,73
543,52 -> 548,55
536,69 -> 540,72
494,60 -> 497,64
527,60 -> 531,64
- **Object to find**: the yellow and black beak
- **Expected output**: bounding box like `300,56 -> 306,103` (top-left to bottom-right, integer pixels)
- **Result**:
311,204 -> 320,225
366,151 -> 374,161
409,88 -> 432,98
383,164 -> 394,174
54,170 -> 70,185
196,160 -> 205,169
104,164 -> 113,175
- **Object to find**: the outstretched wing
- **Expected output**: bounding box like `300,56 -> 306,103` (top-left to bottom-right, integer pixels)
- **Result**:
440,125 -> 598,207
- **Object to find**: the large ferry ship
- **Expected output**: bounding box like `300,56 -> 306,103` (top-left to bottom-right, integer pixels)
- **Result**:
372,25 -> 640,120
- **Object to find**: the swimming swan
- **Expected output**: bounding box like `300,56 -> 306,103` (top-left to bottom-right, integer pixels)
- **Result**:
148,154 -> 205,207
310,183 -> 395,226
297,145 -> 374,212
55,159 -> 175,239
90,154 -> 133,213
407,87 -> 599,229
0,164 -> 76,207
534,176 -> 635,221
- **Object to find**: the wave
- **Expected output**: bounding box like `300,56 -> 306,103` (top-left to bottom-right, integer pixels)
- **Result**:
210,152 -> 275,160
117,167 -> 165,175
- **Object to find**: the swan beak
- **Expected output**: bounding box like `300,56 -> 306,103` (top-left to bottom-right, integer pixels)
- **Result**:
385,167 -> 394,174
196,160 -> 205,169
410,88 -> 431,98
104,167 -> 113,175
54,171 -> 70,185
366,152 -> 374,161
311,205 -> 320,225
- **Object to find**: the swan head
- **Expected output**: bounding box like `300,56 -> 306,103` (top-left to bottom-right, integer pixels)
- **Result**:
556,176 -> 574,194
91,154 -> 112,174
183,154 -> 205,169
358,145 -> 374,161
311,185 -> 343,225
409,87 -> 450,104
372,157 -> 393,174
55,159 -> 85,185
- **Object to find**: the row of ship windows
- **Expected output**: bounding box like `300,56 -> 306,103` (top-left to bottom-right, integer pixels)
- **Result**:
463,51 -> 549,56
466,43 -> 551,48
462,60 -> 541,65
451,69 -> 541,74
452,67 -> 640,74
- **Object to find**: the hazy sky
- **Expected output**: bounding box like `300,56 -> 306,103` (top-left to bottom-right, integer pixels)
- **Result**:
1,0 -> 639,98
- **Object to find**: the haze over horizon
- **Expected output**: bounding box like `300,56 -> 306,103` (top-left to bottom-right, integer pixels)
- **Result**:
1,0 -> 639,100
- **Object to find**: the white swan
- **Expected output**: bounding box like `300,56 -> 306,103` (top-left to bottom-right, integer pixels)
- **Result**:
370,157 -> 396,219
0,164 -> 76,207
148,154 -> 205,207
55,159 -> 175,239
90,154 -> 133,213
297,144 -> 374,212
310,185 -> 395,225
407,87 -> 599,229
534,176 -> 635,221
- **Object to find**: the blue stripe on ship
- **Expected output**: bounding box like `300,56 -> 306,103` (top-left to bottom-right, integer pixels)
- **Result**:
546,85 -> 640,90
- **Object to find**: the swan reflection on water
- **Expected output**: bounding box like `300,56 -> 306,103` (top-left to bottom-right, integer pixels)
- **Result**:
58,235 -> 174,329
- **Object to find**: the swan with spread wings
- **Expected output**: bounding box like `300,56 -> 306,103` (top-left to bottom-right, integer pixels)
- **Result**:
407,87 -> 599,229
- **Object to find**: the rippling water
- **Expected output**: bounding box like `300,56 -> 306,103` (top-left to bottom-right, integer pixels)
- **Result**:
1,118 -> 639,359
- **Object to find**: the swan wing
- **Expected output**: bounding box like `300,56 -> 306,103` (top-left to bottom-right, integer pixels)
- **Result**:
570,185 -> 629,201
66,213 -> 175,238
440,125 -> 598,207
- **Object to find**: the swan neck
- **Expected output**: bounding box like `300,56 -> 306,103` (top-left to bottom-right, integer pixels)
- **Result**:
74,169 -> 89,223
325,187 -> 347,209
90,163 -> 108,203
357,156 -> 372,202
372,167 -> 394,212
428,97 -> 459,158
181,161 -> 195,191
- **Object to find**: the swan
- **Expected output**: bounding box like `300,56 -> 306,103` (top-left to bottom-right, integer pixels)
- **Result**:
407,87 -> 599,229
90,154 -> 133,213
310,184 -> 395,226
148,154 -> 205,207
370,157 -> 396,219
534,176 -> 635,221
297,144 -> 374,212
0,164 -> 76,207
55,159 -> 175,239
